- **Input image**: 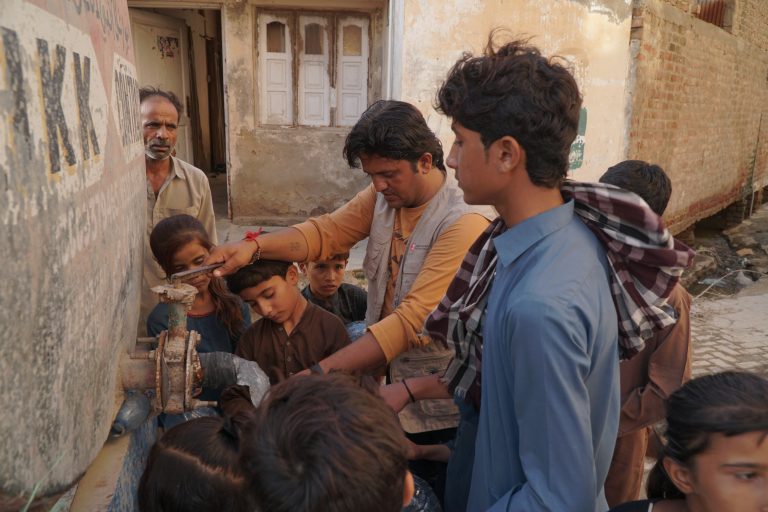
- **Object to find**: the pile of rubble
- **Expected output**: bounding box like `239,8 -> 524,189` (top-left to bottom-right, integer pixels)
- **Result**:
682,203 -> 768,296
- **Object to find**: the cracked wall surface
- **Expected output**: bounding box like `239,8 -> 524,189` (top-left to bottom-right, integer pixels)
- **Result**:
0,0 -> 144,495
225,0 -> 634,222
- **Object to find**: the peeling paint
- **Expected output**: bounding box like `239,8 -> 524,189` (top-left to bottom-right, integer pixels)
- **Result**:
399,0 -> 633,183
224,4 -> 383,222
1,0 -> 144,496
567,0 -> 633,24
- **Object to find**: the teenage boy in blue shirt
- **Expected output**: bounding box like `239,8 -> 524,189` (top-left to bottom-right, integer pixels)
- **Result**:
381,37 -> 620,511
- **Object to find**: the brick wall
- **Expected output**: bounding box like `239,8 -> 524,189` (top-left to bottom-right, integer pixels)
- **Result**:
649,0 -> 692,13
733,0 -> 768,51
627,0 -> 768,232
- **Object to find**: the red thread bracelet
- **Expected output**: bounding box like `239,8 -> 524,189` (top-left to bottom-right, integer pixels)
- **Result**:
243,228 -> 263,264
244,228 -> 263,241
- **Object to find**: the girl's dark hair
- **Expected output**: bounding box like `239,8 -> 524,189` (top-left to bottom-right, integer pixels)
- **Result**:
149,215 -> 245,339
343,99 -> 446,171
647,371 -> 768,499
435,31 -> 581,188
138,416 -> 252,512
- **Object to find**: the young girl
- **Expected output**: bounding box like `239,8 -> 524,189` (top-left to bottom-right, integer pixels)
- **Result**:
138,416 -> 252,512
610,371 -> 768,512
147,214 -> 250,411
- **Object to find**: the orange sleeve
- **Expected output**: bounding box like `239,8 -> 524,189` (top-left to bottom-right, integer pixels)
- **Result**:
368,213 -> 490,361
292,184 -> 376,263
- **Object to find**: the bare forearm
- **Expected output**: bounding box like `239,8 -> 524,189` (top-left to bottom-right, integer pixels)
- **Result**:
317,332 -> 387,374
258,227 -> 309,262
406,374 -> 452,401
380,374 -> 452,414
208,227 -> 310,276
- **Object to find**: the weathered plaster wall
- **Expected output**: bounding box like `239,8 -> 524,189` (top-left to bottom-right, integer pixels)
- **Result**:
398,0 -> 634,184
231,127 -> 370,224
627,0 -> 768,232
223,0 -> 632,222
0,0 -> 144,496
224,1 -> 381,225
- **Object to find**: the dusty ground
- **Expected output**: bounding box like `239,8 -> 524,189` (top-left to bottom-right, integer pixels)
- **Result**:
684,202 -> 768,377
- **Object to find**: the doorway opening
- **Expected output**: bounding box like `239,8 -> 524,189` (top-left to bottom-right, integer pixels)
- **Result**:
129,7 -> 228,220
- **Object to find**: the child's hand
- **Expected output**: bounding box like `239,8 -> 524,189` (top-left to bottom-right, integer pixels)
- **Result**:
207,241 -> 256,277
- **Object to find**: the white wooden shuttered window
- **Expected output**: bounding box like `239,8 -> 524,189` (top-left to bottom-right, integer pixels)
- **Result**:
336,17 -> 369,127
298,16 -> 330,126
258,15 -> 293,125
257,10 -> 370,127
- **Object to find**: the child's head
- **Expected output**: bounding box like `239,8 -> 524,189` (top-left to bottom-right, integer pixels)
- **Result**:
138,416 -> 252,512
599,160 -> 672,216
300,253 -> 349,299
226,260 -> 301,323
150,214 -> 213,292
240,373 -> 414,512
648,371 -> 768,510
150,214 -> 244,337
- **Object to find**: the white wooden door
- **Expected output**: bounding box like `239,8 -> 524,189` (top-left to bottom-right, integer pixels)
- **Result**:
129,8 -> 192,163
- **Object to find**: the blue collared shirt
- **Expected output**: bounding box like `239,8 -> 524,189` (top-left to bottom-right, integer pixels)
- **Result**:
467,201 -> 619,512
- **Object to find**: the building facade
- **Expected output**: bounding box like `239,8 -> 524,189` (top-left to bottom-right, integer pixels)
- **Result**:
129,0 -> 767,231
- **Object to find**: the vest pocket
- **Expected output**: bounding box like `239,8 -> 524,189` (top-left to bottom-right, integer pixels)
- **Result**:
400,244 -> 430,275
362,239 -> 387,281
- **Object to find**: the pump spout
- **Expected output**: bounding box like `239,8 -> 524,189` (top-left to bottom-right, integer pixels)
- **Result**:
110,391 -> 151,437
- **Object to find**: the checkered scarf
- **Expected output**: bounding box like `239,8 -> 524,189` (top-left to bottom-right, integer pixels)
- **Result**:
425,181 -> 696,402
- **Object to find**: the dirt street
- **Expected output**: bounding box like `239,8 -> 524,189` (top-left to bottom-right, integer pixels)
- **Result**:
684,202 -> 768,377
690,279 -> 768,376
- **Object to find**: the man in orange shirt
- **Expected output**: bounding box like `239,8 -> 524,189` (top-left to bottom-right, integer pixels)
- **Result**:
208,100 -> 491,492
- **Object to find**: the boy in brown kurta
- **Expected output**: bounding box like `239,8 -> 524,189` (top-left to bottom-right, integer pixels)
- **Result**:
600,161 -> 693,507
225,260 -> 350,384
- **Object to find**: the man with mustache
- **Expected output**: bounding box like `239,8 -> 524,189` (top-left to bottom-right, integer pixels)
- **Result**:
139,87 -> 216,334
